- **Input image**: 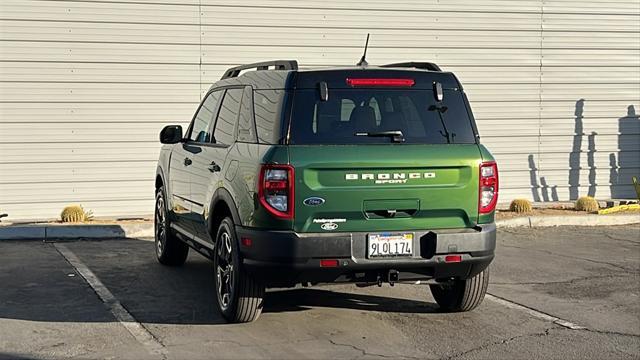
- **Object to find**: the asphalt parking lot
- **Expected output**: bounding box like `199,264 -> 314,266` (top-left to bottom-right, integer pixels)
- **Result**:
1,225 -> 638,360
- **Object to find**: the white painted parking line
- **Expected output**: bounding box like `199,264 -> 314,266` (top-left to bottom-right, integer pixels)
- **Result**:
486,293 -> 586,330
54,243 -> 168,358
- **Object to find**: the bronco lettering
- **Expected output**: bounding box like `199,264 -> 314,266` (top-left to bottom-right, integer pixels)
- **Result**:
346,172 -> 436,184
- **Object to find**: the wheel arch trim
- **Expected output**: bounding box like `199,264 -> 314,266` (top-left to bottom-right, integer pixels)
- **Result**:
209,187 -> 243,233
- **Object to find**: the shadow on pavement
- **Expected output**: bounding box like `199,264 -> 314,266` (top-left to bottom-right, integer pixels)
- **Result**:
264,288 -> 439,314
0,353 -> 36,360
0,238 -> 439,326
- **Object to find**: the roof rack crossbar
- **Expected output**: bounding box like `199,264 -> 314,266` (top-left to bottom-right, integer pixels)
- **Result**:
221,60 -> 298,79
380,62 -> 442,72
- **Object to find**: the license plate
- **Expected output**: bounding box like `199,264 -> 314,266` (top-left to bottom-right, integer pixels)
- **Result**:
367,233 -> 413,258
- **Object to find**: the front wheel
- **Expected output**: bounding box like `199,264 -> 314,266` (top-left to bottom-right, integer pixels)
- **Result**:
429,267 -> 490,312
154,187 -> 189,266
213,217 -> 265,323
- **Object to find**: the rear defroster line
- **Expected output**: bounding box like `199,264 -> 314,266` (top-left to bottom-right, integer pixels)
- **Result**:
486,293 -> 585,330
54,243 -> 168,358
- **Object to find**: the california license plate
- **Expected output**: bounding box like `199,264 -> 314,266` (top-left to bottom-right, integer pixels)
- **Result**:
367,233 -> 413,258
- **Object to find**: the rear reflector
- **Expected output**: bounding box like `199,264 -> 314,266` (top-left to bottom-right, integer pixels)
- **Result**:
320,259 -> 339,268
444,255 -> 462,263
346,78 -> 415,87
241,237 -> 252,247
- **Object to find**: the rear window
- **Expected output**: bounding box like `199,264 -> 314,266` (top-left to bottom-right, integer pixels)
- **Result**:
289,89 -> 477,144
254,89 -> 286,144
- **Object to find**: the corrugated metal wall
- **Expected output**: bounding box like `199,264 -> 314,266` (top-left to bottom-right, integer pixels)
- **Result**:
1,0 -> 639,220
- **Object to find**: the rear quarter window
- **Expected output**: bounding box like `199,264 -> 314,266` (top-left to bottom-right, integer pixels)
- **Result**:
253,89 -> 286,144
237,86 -> 257,143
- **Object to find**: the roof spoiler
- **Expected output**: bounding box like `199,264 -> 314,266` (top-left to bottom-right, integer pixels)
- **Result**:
221,60 -> 298,79
380,62 -> 442,72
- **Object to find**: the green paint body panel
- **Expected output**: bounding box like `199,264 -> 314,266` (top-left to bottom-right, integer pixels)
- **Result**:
248,146 -> 292,229
286,144 -> 484,233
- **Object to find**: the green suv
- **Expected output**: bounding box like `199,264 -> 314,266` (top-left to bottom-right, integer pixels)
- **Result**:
155,60 -> 498,323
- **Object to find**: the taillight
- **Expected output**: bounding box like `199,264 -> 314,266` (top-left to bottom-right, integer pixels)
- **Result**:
346,78 -> 415,87
479,161 -> 499,214
259,164 -> 294,219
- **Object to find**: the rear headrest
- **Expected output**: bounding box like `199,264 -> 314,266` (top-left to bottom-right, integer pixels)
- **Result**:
316,98 -> 341,134
380,112 -> 405,131
349,105 -> 377,131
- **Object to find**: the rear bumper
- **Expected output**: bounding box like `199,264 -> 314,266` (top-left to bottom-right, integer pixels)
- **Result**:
236,223 -> 496,286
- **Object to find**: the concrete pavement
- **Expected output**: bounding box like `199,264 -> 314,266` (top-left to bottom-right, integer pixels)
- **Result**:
0,225 -> 638,359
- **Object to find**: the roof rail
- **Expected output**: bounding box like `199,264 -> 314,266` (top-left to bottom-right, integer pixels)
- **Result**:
380,62 -> 442,72
221,60 -> 298,79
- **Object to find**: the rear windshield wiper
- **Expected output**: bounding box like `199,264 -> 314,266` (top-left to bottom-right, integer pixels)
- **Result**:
355,130 -> 405,143
428,105 -> 456,144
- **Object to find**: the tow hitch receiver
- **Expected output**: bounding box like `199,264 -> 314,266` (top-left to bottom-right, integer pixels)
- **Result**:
388,269 -> 399,286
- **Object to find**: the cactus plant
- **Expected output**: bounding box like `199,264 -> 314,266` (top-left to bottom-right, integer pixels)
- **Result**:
575,196 -> 599,212
60,205 -> 93,223
509,198 -> 533,213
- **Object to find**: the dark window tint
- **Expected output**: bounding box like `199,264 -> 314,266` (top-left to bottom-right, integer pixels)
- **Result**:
189,90 -> 222,142
340,99 -> 355,121
290,89 -> 476,144
254,89 -> 285,144
237,86 -> 257,143
214,88 -> 243,145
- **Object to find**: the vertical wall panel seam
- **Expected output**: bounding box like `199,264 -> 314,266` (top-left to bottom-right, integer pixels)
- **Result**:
67,1 -> 77,204
537,0 -> 544,197
199,0 -> 202,96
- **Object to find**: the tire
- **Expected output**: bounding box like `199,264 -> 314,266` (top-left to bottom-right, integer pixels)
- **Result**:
429,267 -> 490,312
213,217 -> 265,323
154,186 -> 189,266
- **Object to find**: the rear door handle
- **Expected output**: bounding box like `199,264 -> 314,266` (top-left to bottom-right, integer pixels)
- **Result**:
184,157 -> 192,166
208,161 -> 221,173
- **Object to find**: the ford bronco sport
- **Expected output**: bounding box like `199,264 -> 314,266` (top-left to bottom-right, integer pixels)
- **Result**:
155,60 -> 498,323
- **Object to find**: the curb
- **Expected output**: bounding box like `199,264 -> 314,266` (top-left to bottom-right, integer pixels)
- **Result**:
496,214 -> 640,228
1,214 -> 638,240
0,223 -> 154,240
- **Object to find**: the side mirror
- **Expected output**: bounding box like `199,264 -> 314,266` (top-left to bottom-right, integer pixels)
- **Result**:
160,125 -> 183,144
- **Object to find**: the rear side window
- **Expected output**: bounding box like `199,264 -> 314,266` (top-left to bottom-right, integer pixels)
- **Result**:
214,88 -> 243,145
237,86 -> 257,143
290,89 -> 476,145
254,90 -> 286,144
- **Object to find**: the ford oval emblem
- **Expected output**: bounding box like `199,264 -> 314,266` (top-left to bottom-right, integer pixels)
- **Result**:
303,197 -> 325,206
321,222 -> 338,231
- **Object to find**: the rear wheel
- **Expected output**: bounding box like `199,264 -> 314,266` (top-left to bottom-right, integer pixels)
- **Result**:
213,217 -> 265,323
154,187 -> 189,266
429,267 -> 490,312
